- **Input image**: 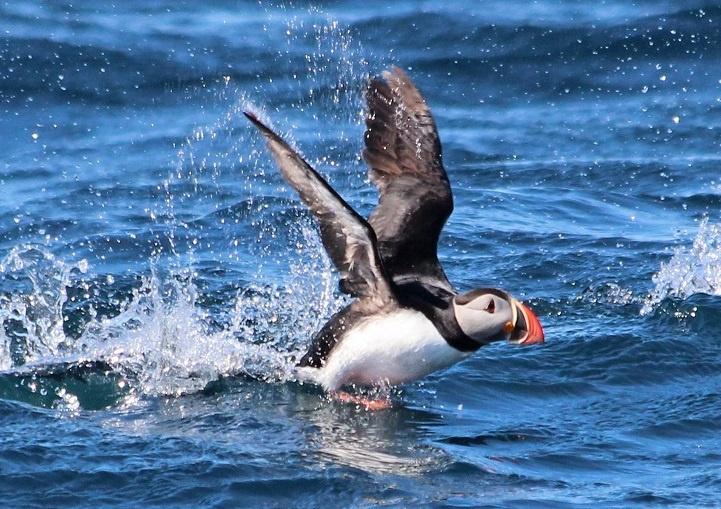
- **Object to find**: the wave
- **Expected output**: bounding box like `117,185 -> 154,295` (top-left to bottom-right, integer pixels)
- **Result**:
0,238 -> 344,410
0,10 -> 372,414
3,4 -> 719,106
642,218 -> 721,314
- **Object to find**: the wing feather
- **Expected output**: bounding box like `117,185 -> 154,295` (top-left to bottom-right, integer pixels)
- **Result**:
363,66 -> 454,291
244,111 -> 395,308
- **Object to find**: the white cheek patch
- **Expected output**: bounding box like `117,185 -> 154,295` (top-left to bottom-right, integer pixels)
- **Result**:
466,295 -> 493,311
453,295 -> 514,342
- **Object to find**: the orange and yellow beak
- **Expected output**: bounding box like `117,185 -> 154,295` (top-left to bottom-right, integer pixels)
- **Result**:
509,299 -> 545,345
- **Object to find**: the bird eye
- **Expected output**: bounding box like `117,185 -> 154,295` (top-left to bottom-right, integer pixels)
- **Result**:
485,299 -> 495,313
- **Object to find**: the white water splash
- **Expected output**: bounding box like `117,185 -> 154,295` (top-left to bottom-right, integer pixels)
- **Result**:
641,218 -> 721,315
578,281 -> 640,306
0,246 -> 84,369
166,12 -> 370,273
0,240 -> 344,400
0,11 -> 365,403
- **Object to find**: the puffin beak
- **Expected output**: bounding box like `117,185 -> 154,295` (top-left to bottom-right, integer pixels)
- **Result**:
509,299 -> 545,345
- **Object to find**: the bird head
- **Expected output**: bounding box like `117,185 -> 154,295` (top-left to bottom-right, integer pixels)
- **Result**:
452,288 -> 544,346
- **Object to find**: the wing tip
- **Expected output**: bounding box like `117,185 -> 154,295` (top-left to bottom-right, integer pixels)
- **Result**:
243,109 -> 285,147
243,109 -> 266,130
371,66 -> 427,112
368,65 -> 415,100
381,65 -> 410,85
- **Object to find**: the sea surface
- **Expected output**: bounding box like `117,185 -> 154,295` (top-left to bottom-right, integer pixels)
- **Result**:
2,1 -> 721,507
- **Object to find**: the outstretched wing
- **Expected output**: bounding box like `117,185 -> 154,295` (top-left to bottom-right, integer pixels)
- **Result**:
244,111 -> 396,308
363,66 -> 454,292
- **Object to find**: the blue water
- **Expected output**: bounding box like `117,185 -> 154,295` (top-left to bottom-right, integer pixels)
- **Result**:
2,1 -> 721,507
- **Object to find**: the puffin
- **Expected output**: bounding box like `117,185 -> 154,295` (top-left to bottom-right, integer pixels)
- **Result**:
244,66 -> 544,407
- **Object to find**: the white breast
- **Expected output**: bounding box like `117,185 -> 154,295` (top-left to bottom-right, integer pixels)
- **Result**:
298,308 -> 470,391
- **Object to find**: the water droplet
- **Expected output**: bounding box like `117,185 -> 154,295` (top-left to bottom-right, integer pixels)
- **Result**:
77,259 -> 89,273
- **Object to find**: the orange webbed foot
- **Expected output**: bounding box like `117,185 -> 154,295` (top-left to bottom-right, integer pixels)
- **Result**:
333,390 -> 392,411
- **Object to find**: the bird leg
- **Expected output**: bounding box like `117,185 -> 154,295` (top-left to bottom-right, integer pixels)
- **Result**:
332,390 -> 392,411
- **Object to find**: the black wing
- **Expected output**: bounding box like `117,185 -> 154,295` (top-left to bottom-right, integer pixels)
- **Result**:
363,66 -> 454,292
244,111 -> 396,308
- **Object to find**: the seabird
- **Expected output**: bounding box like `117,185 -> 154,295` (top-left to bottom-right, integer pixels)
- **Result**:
244,66 -> 544,407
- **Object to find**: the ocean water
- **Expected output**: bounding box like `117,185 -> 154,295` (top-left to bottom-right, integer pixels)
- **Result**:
1,1 -> 721,507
